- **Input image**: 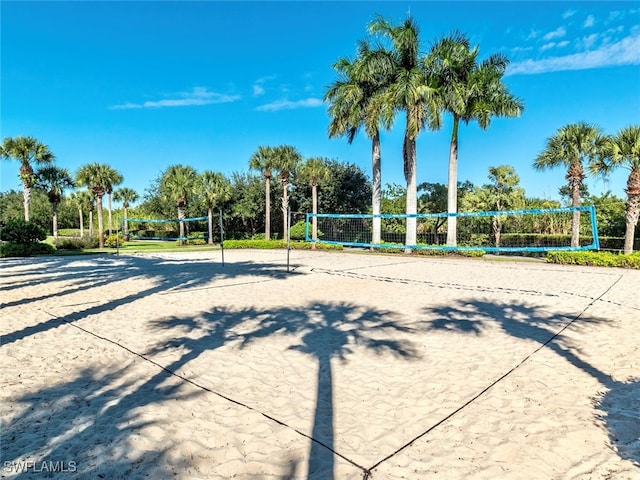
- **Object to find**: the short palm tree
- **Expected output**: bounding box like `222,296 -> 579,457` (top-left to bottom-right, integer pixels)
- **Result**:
0,135 -> 55,221
299,157 -> 330,246
76,162 -> 115,248
198,171 -> 231,245
161,165 -> 197,245
368,15 -> 441,249
249,146 -> 276,240
427,32 -> 524,246
35,166 -> 74,238
324,40 -> 394,245
591,125 -> 640,254
272,145 -> 302,240
113,187 -> 139,239
103,166 -> 123,235
69,190 -> 92,237
534,122 -> 605,247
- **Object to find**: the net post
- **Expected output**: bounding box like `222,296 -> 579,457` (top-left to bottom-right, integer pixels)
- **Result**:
589,205 -> 600,250
219,208 -> 225,267
305,213 -> 311,242
287,207 -> 291,273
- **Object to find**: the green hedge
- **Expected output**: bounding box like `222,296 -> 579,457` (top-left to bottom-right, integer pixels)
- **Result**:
545,251 -> 640,269
0,242 -> 56,257
222,239 -> 342,250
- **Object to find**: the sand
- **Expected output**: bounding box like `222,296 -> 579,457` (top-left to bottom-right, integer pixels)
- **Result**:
1,249 -> 638,479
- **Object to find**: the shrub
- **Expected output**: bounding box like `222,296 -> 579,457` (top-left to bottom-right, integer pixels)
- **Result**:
0,219 -> 46,244
104,232 -> 125,248
54,234 -> 99,250
0,242 -> 55,258
545,251 -> 640,269
289,221 -> 323,241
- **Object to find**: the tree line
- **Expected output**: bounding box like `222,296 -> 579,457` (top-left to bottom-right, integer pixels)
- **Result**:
1,14 -> 638,253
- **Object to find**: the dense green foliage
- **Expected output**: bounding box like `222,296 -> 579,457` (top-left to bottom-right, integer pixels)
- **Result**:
0,219 -> 47,243
0,218 -> 53,257
545,251 -> 640,269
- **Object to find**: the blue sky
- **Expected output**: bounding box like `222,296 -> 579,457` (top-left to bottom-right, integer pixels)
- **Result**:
2,1 -> 639,206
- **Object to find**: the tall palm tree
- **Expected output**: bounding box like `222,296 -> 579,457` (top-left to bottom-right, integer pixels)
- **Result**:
324,40 -> 395,245
534,122 -> 605,247
249,146 -> 276,240
592,125 -> 640,254
0,135 -> 55,221
272,145 -> 302,240
427,32 -> 524,246
35,166 -> 75,239
76,162 -> 114,248
113,187 -> 139,239
161,165 -> 197,245
198,171 -> 231,245
103,166 -> 123,235
368,14 -> 441,250
299,157 -> 331,246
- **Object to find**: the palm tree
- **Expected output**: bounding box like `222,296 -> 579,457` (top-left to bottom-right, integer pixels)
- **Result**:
249,146 -> 276,240
113,187 -> 139,239
534,122 -> 605,247
427,32 -> 524,246
272,145 -> 302,240
103,166 -> 123,235
198,171 -> 231,245
299,157 -> 330,247
35,166 -> 74,239
161,165 -> 197,245
368,15 -> 440,250
0,135 -> 55,221
69,190 -> 92,237
76,162 -> 114,248
324,40 -> 395,245
592,125 -> 640,254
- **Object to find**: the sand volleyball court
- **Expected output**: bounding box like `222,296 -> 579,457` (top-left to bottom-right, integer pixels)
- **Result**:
1,250 -> 639,479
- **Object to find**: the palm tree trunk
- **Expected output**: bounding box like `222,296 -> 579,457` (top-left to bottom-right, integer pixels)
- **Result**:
96,195 -> 105,248
446,117 -> 460,247
282,181 -> 289,240
623,168 -> 640,254
265,176 -> 271,241
22,184 -> 31,221
52,204 -> 59,239
208,206 -> 214,245
123,206 -> 128,239
312,183 -> 318,249
178,206 -> 185,246
107,193 -> 113,235
571,185 -> 581,248
404,134 -> 417,252
78,207 -> 84,237
371,130 -> 382,246
89,210 -> 94,236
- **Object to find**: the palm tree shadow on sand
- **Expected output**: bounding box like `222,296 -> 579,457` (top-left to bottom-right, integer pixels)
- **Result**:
423,299 -> 640,469
3,296 -> 423,479
150,301 -> 422,479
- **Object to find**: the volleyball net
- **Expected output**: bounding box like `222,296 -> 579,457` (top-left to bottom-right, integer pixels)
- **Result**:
124,216 -> 211,242
306,206 -> 600,252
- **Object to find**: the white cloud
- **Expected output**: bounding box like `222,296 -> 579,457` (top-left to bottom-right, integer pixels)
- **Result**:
562,9 -> 576,19
557,40 -> 570,48
256,98 -> 323,112
253,85 -> 265,96
109,87 -> 240,110
543,27 -> 567,41
540,42 -> 556,51
584,15 -> 595,28
507,33 -> 640,75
